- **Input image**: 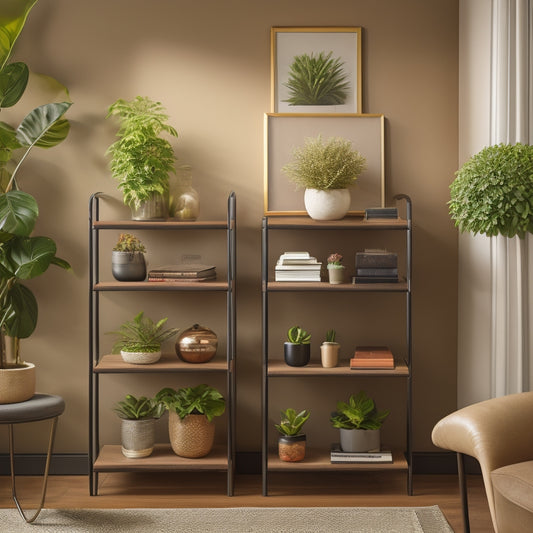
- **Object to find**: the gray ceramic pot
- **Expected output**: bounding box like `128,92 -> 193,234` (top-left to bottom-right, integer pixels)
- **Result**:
121,418 -> 155,458
112,251 -> 146,281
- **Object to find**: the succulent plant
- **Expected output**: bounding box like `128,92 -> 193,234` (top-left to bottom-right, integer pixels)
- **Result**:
287,326 -> 311,344
113,233 -> 146,253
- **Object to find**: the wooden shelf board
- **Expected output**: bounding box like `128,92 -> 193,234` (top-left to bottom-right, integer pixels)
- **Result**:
267,360 -> 409,377
94,444 -> 228,472
267,448 -> 408,471
94,281 -> 228,291
93,220 -> 227,230
94,353 -> 229,373
265,281 -> 408,292
265,216 -> 409,230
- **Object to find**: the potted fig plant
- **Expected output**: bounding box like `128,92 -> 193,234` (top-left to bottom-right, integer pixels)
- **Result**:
275,408 -> 310,462
106,96 -> 178,220
282,135 -> 366,220
330,391 -> 390,452
113,394 -> 165,458
284,325 -> 311,367
320,329 -> 340,368
156,384 -> 225,458
108,311 -> 180,364
326,253 -> 345,284
0,0 -> 72,403
111,233 -> 147,281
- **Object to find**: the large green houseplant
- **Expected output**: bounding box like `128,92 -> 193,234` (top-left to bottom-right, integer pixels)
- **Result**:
106,96 -> 178,220
449,143 -> 533,238
0,0 -> 72,403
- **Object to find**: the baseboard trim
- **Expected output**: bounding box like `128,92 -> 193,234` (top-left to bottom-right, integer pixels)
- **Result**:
0,451 -> 480,476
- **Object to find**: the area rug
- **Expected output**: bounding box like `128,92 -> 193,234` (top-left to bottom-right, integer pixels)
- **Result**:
0,506 -> 454,532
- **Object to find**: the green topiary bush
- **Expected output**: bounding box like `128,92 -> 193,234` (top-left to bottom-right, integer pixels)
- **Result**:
449,143 -> 533,238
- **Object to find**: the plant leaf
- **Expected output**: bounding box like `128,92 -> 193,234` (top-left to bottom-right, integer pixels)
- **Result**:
0,61 -> 28,108
0,190 -> 38,236
6,235 -> 57,279
16,102 -> 72,147
3,282 -> 37,338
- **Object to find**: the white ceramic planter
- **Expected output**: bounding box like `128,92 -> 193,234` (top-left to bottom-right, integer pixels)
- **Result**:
120,350 -> 162,365
340,428 -> 381,452
327,265 -> 345,284
0,362 -> 35,404
304,188 -> 351,220
320,342 -> 340,367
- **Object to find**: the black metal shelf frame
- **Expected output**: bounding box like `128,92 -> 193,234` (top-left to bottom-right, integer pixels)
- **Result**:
261,194 -> 412,496
88,192 -> 236,497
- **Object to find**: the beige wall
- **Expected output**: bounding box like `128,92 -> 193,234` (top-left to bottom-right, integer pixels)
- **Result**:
0,0 -> 458,455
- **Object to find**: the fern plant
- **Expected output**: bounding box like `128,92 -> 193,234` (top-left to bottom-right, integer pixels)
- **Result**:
283,51 -> 350,106
106,96 -> 178,209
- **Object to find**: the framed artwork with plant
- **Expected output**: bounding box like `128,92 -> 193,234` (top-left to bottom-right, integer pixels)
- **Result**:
264,113 -> 384,215
271,27 -> 362,113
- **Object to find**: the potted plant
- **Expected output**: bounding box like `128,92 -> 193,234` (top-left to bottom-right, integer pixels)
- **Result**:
275,408 -> 310,462
111,233 -> 147,281
284,51 -> 350,106
282,135 -> 367,220
326,253 -> 345,284
113,394 -> 165,458
449,143 -> 533,238
106,96 -> 178,220
330,391 -> 390,452
108,311 -> 180,364
156,384 -> 225,458
284,325 -> 311,367
0,0 -> 72,404
320,329 -> 340,368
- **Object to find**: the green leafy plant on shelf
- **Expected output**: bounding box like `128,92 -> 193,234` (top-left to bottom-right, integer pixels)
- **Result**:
284,51 -> 350,106
106,96 -> 178,210
287,325 -> 311,344
449,143 -> 533,238
113,394 -> 165,420
108,311 -> 180,354
282,135 -> 366,191
330,391 -> 390,430
275,408 -> 310,436
112,233 -> 146,253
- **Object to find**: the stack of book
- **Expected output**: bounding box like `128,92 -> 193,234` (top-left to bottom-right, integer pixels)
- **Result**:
275,252 -> 322,282
330,444 -> 392,464
354,249 -> 398,283
364,207 -> 399,220
147,264 -> 216,282
350,346 -> 395,370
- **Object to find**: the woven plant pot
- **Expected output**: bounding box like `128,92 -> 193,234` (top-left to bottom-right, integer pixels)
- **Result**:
168,412 -> 215,458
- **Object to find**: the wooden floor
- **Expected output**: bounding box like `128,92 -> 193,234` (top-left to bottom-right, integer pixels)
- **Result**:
0,472 -> 492,532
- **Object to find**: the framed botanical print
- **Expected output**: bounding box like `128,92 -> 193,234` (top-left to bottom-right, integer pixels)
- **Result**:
271,27 -> 362,114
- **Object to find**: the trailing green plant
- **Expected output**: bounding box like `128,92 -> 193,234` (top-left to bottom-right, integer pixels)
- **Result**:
113,233 -> 146,253
282,135 -> 366,190
275,408 -> 310,436
449,143 -> 533,238
330,391 -> 389,430
0,0 -> 72,369
156,384 -> 225,422
113,394 -> 165,420
108,311 -> 180,353
284,51 -> 350,106
287,326 -> 311,344
325,329 -> 336,343
106,96 -> 178,209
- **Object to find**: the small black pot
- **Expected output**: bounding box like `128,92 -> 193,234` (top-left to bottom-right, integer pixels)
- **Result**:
284,342 -> 310,367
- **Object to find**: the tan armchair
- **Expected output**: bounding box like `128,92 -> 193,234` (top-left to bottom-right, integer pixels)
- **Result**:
432,391 -> 533,533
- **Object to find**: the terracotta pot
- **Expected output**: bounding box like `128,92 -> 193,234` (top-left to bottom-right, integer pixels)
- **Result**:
278,434 -> 306,462
121,418 -> 156,458
0,362 -> 35,404
320,342 -> 340,367
168,412 -> 215,458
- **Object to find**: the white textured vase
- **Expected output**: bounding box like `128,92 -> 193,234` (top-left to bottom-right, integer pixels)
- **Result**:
304,188 -> 351,220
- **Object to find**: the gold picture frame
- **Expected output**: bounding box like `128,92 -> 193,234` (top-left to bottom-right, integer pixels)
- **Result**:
271,27 -> 362,114
264,113 -> 385,216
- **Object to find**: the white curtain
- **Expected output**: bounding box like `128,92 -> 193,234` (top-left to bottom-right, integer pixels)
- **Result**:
489,0 -> 533,396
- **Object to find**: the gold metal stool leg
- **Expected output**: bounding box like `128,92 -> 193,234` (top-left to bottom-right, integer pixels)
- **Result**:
9,416 -> 59,523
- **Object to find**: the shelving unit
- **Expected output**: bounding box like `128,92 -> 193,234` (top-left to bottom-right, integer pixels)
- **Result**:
261,195 -> 412,496
88,192 -> 236,496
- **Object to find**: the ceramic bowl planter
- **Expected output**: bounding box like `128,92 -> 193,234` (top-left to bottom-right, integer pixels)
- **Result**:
304,188 -> 350,221
168,412 -> 215,458
320,342 -> 340,368
0,362 -> 35,404
340,428 -> 381,453
284,343 -> 310,367
120,349 -> 162,365
121,418 -> 156,458
111,251 -> 146,282
278,434 -> 306,462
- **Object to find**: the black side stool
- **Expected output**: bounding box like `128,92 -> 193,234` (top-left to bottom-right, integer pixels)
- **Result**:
0,393 -> 65,523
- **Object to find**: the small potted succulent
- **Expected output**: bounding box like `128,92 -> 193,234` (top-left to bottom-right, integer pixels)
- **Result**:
108,311 -> 180,364
326,253 -> 345,284
320,329 -> 340,368
275,408 -> 310,462
284,325 -> 311,367
330,391 -> 390,452
113,394 -> 165,458
111,233 -> 147,281
282,135 -> 366,220
156,384 -> 225,458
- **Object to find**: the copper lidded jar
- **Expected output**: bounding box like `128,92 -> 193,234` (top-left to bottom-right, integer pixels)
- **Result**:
176,324 -> 217,363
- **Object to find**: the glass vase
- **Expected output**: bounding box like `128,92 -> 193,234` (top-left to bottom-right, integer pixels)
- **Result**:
169,165 -> 200,221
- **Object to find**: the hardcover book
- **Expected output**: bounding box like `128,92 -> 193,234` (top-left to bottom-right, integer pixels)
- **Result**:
330,444 -> 393,463
350,346 -> 395,369
355,250 -> 398,269
148,264 -> 216,279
